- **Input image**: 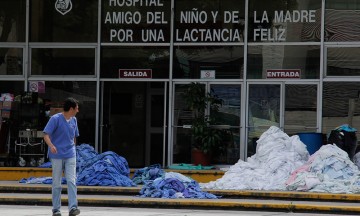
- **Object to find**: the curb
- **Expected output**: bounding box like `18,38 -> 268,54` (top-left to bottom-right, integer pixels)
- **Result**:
1,195 -> 360,214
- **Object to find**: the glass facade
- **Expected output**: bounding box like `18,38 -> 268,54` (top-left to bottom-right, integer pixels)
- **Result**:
0,0 -> 26,42
31,48 -> 96,75
30,0 -> 98,42
247,45 -> 320,79
101,46 -> 169,78
248,0 -> 322,42
0,0 -> 359,168
173,46 -> 243,79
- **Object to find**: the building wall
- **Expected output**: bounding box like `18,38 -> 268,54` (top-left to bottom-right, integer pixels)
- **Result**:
0,0 -> 360,167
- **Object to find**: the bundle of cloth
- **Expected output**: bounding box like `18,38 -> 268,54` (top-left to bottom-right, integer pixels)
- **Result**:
22,144 -> 136,187
139,172 -> 217,199
201,126 -> 310,190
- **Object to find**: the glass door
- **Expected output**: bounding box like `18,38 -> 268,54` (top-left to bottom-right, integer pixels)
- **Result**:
284,84 -> 318,134
246,82 -> 319,157
172,82 -> 242,165
100,81 -> 167,167
247,84 -> 281,157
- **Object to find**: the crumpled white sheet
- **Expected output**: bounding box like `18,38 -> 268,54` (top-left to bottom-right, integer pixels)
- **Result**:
201,126 -> 310,190
286,144 -> 360,193
201,126 -> 360,193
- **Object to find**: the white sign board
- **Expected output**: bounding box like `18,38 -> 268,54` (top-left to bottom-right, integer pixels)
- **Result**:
201,70 -> 215,79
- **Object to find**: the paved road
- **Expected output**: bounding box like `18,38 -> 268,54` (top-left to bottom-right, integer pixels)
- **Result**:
0,205 -> 356,216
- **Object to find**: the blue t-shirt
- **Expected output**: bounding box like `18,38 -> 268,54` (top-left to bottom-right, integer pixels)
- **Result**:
43,113 -> 79,159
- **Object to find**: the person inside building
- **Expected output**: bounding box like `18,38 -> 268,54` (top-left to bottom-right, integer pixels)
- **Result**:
43,97 -> 80,216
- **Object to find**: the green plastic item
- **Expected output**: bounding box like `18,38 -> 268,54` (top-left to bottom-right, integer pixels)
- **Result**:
168,163 -> 214,170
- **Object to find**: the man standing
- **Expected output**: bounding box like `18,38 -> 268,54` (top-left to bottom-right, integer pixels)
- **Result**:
43,97 -> 80,216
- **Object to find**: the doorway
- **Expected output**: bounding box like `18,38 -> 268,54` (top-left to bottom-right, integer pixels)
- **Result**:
100,82 -> 167,167
172,82 -> 242,165
246,82 -> 319,157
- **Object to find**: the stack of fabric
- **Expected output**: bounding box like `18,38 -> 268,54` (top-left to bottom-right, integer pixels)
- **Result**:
286,144 -> 360,193
201,126 -> 310,190
139,172 -> 217,199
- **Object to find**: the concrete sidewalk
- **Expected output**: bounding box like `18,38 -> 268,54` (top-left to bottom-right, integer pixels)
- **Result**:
2,205 -> 354,216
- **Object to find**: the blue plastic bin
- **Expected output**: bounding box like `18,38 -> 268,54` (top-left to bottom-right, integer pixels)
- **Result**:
297,132 -> 323,155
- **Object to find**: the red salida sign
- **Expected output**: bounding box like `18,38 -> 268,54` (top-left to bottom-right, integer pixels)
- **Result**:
119,69 -> 152,78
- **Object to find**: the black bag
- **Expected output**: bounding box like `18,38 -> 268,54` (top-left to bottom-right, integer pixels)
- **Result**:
328,129 -> 357,160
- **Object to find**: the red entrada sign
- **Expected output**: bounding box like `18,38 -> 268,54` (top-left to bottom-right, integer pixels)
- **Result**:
119,69 -> 152,78
266,69 -> 301,79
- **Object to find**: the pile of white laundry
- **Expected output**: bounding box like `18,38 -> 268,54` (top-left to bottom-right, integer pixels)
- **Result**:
201,126 -> 360,193
286,144 -> 360,193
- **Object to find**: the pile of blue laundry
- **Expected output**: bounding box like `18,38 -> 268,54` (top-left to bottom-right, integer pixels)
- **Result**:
132,163 -> 165,184
139,172 -> 218,199
21,144 -> 135,187
20,144 -> 217,198
77,150 -> 135,187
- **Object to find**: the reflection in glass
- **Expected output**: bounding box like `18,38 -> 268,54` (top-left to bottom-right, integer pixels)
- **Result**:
327,47 -> 360,76
247,84 -> 280,157
174,0 -> 245,43
0,48 -> 22,75
172,84 -> 200,164
40,81 -> 97,145
173,83 -> 242,164
248,0 -> 321,42
31,48 -> 95,75
210,84 -> 241,164
0,81 -> 24,95
322,82 -> 360,141
247,45 -> 320,79
325,0 -> 360,42
0,0 -> 26,42
102,0 -> 171,43
30,0 -> 98,42
284,85 -> 317,135
101,47 -> 170,78
173,46 -> 243,79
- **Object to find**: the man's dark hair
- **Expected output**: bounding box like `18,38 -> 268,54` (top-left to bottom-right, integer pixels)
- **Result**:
63,97 -> 79,111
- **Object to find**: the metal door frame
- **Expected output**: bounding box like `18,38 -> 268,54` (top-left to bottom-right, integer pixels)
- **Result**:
245,81 -> 320,159
170,81 -> 244,164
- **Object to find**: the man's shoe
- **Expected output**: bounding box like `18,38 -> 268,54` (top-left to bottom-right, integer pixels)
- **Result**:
69,208 -> 80,216
52,211 -> 62,216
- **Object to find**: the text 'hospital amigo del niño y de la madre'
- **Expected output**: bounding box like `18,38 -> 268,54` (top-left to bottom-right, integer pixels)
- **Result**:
104,0 -> 317,42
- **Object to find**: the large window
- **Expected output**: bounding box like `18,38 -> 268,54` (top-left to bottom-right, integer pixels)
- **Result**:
248,0 -> 322,42
101,0 -> 171,43
39,81 -> 97,145
0,0 -> 26,42
30,0 -> 98,42
322,82 -> 360,141
247,45 -> 320,79
31,48 -> 96,76
325,0 -> 360,42
0,48 -> 23,75
101,46 -> 170,78
174,0 -> 245,43
326,47 -> 360,76
173,46 -> 243,79
0,81 -> 24,96
284,84 -> 317,134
